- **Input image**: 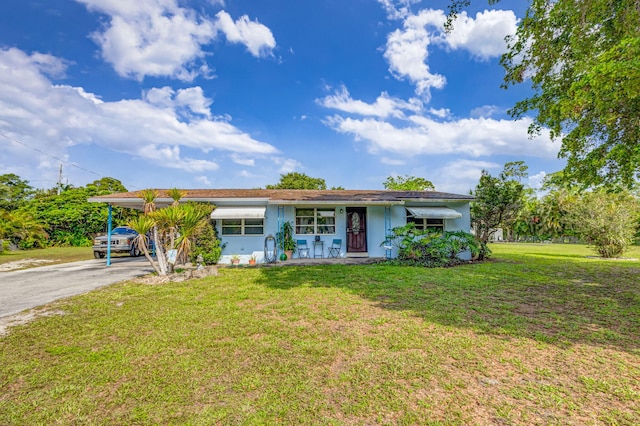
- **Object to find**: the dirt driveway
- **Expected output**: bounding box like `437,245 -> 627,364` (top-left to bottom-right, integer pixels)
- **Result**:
0,257 -> 153,320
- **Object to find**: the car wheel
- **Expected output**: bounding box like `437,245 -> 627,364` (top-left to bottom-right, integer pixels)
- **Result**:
130,246 -> 141,257
94,251 -> 105,259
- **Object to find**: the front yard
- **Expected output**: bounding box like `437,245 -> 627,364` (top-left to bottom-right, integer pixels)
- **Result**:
1,244 -> 638,424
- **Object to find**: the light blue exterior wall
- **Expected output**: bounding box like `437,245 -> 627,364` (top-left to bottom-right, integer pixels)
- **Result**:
215,201 -> 472,264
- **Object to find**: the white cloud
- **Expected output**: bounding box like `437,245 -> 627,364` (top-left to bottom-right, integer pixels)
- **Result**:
317,86 -> 422,118
77,0 -> 217,81
384,10 -> 447,99
275,158 -> 302,174
428,107 -> 450,118
470,104 -> 502,118
0,48 -> 277,181
442,10 -> 518,61
383,8 -> 517,98
144,86 -> 212,118
324,113 -> 559,159
528,171 -> 547,191
377,0 -> 421,20
214,11 -> 276,57
231,153 -> 255,166
381,157 -> 406,166
195,175 -> 212,186
432,159 -> 500,194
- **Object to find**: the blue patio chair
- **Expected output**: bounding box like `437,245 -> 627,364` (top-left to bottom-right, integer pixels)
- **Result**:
297,240 -> 310,258
328,239 -> 341,258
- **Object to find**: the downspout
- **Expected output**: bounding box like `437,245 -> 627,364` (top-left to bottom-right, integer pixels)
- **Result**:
384,206 -> 392,259
106,204 -> 113,266
277,206 -> 285,260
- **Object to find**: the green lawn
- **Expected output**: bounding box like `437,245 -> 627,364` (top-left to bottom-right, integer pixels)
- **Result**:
0,246 -> 94,268
1,244 -> 638,424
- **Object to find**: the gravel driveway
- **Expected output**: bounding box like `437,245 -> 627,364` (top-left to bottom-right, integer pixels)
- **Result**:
0,257 -> 154,319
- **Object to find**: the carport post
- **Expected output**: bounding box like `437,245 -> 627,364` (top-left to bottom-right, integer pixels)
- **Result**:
106,204 -> 112,266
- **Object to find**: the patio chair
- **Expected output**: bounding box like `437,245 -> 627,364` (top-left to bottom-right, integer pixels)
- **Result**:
327,239 -> 341,258
297,240 -> 310,258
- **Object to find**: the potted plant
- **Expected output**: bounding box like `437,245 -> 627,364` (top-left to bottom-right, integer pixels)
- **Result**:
276,221 -> 296,260
248,254 -> 257,265
230,254 -> 241,265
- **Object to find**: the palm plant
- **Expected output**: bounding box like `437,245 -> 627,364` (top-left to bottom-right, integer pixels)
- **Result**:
138,189 -> 168,275
174,203 -> 209,264
167,188 -> 186,207
128,216 -> 162,275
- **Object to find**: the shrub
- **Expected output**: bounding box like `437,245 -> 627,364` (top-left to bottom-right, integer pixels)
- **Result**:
566,191 -> 639,258
385,224 -> 488,267
189,220 -> 225,265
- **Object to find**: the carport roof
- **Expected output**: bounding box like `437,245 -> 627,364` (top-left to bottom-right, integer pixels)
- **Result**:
88,189 -> 474,209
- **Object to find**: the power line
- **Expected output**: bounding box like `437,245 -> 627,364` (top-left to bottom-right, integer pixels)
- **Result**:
0,131 -> 140,190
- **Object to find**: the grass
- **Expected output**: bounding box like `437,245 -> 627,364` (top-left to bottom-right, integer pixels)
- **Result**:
0,246 -> 94,268
1,243 -> 639,424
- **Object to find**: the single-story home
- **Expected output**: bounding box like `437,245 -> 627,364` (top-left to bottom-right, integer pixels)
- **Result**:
89,189 -> 474,264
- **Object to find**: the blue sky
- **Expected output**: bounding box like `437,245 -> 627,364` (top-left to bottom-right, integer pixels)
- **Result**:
0,0 -> 563,194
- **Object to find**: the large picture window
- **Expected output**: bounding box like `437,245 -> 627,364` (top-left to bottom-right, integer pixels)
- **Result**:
221,218 -> 264,236
406,210 -> 444,233
295,208 -> 336,235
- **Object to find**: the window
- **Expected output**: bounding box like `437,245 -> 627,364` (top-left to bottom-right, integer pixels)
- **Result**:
221,218 -> 264,236
406,209 -> 444,233
295,208 -> 336,235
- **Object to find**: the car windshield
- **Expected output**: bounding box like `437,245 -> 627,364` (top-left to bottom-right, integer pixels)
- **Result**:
111,227 -> 136,235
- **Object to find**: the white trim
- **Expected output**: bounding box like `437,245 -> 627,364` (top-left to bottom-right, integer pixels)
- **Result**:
406,207 -> 462,219
211,206 -> 266,219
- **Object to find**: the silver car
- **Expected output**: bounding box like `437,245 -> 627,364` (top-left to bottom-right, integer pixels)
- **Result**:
92,226 -> 141,258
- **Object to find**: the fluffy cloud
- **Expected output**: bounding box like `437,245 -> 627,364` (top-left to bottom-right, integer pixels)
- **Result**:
76,0 -> 276,80
324,113 -> 558,159
77,0 -> 216,81
441,9 -> 518,60
214,11 -> 276,57
0,48 -> 277,179
195,175 -> 213,186
317,86 -> 422,118
384,10 -> 447,99
231,153 -> 256,166
432,159 -> 500,193
383,8 -> 517,98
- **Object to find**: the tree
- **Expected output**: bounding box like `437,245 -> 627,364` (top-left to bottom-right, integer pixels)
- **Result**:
0,209 -> 48,249
0,174 -> 34,211
383,175 -> 435,191
85,177 -> 127,195
129,190 -> 212,276
566,190 -> 639,258
471,161 -> 528,249
449,0 -> 640,188
266,172 -> 327,190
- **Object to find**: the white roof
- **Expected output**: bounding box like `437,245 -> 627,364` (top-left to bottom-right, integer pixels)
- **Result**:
210,206 -> 266,219
406,207 -> 462,219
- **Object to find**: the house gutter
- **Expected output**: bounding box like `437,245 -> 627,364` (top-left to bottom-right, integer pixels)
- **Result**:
269,200 -> 405,206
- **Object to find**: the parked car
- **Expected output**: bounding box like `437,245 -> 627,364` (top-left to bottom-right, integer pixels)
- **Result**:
93,226 -> 141,258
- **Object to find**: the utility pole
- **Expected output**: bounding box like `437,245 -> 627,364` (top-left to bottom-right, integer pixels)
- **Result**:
57,163 -> 63,195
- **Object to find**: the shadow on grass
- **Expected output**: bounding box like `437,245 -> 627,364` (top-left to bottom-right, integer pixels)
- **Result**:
253,257 -> 640,353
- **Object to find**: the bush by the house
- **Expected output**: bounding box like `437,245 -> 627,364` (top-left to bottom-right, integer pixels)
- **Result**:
189,220 -> 225,265
385,223 -> 489,267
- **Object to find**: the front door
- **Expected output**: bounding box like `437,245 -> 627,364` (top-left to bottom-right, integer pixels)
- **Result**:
346,207 -> 367,253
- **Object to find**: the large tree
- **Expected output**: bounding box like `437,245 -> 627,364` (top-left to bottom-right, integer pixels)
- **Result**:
471,161 -> 529,248
0,173 -> 34,211
449,0 -> 640,188
266,172 -> 327,190
383,175 -> 435,191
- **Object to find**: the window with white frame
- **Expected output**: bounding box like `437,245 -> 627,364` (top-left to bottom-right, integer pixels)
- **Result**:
295,208 -> 336,235
221,218 -> 264,236
406,209 -> 445,233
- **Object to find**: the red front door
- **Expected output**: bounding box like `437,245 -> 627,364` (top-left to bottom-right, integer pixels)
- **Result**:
346,207 -> 367,253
